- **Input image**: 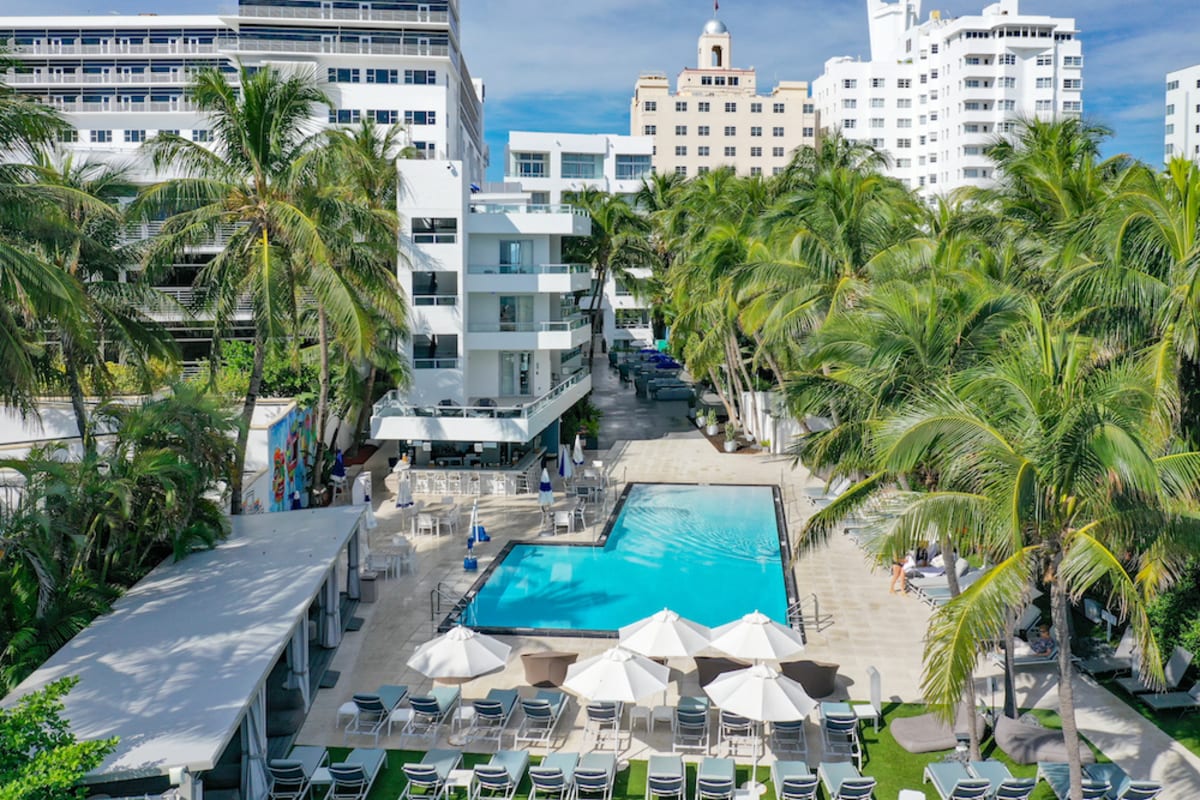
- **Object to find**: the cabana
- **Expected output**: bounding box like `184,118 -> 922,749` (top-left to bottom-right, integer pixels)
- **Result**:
2,506 -> 368,800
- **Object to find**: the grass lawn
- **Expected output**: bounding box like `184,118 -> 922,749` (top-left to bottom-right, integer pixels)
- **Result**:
324,705 -> 1104,800
1097,676 -> 1200,760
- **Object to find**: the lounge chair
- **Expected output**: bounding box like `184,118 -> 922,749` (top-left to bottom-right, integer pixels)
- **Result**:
1077,629 -> 1136,676
465,688 -> 520,746
1114,646 -> 1193,695
994,715 -> 1095,766
1138,681 -> 1200,713
820,706 -> 863,770
529,753 -> 579,800
922,762 -> 991,800
329,749 -> 387,800
404,686 -> 461,741
966,761 -> 1036,800
1036,762 -> 1111,800
646,755 -> 686,800
584,702 -> 623,751
268,746 -> 328,800
516,690 -> 570,749
718,709 -> 758,758
694,757 -> 736,800
918,569 -> 989,606
574,753 -> 618,800
400,749 -> 464,800
771,761 -> 818,800
817,761 -> 877,799
344,684 -> 408,745
673,706 -> 710,753
991,636 -> 1057,668
1086,764 -> 1163,800
770,719 -> 808,758
470,750 -> 530,800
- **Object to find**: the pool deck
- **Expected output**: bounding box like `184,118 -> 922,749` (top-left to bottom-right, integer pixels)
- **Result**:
295,366 -> 1200,793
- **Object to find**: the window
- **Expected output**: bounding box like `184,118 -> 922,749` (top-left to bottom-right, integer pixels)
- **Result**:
412,141 -> 436,157
747,166 -> 761,176
404,110 -> 436,125
870,138 -> 884,148
724,146 -> 736,157
675,101 -> 688,112
697,146 -> 710,156
773,167 -> 784,176
843,99 -> 857,109
1063,78 -> 1081,90
803,103 -> 814,114
772,147 -> 785,157
1037,54 -> 1053,66
1063,55 -> 1082,67
411,335 -> 458,369
615,154 -> 652,180
1035,99 -> 1053,111
751,102 -> 763,113
930,43 -> 939,54
773,102 -> 786,113
1000,77 -> 1016,88
999,121 -> 1017,133
675,145 -> 687,156
896,158 -> 912,168
513,152 -> 547,178
644,101 -> 657,112
897,118 -> 912,128
192,129 -> 210,142
843,119 -> 857,129
870,98 -> 885,108
772,127 -> 784,137
751,126 -> 763,137
723,126 -> 736,136
1000,99 -> 1015,111
412,217 -> 457,244
675,166 -> 687,176
698,102 -> 711,112
400,69 -> 430,84
698,126 -> 710,136
370,110 -> 399,124
870,118 -> 885,129
870,78 -> 885,88
562,152 -> 600,179
330,109 -> 362,124
327,67 -> 360,83
930,70 -> 939,79
750,146 -> 763,157
124,129 -> 145,143
675,125 -> 688,136
1062,100 -> 1082,113
897,98 -> 912,108
1035,77 -> 1052,89
802,127 -> 814,138
897,78 -> 912,88
896,138 -> 911,148
1167,104 -> 1176,116
643,125 -> 657,135
701,76 -> 713,86
58,129 -> 78,143
920,74 -> 927,84
965,56 -> 981,65
724,102 -> 737,113
842,78 -> 857,89
965,80 -> 982,88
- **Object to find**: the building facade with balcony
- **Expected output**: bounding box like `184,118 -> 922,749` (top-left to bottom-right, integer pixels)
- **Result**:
812,0 -> 1082,197
1166,65 -> 1200,164
1,0 -> 486,365
371,159 -> 593,459
629,16 -> 818,179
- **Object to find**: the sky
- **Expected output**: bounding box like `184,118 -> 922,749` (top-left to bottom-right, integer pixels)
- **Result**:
25,0 -> 1200,180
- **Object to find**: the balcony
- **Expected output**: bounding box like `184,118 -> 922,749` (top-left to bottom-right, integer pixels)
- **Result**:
144,287 -> 253,323
219,37 -> 449,58
119,221 -> 237,251
465,317 -> 590,351
236,4 -> 451,26
12,42 -> 218,57
371,371 -> 592,443
5,72 -> 202,86
51,100 -> 199,114
467,203 -> 591,237
467,263 -> 591,294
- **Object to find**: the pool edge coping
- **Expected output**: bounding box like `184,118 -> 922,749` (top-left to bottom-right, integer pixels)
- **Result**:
438,481 -> 803,641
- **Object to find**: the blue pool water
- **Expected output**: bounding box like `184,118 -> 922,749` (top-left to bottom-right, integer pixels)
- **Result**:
463,483 -> 788,632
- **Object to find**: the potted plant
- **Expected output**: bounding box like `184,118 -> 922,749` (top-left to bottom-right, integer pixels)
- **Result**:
705,413 -> 720,437
695,411 -> 707,430
724,423 -> 738,453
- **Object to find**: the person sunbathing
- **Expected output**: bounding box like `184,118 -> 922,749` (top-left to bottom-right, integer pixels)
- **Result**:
1029,625 -> 1056,655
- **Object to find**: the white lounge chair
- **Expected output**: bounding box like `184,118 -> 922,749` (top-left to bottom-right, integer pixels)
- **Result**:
268,746 -> 328,800
343,684 -> 408,745
329,749 -> 387,800
470,750 -> 530,800
574,753 -> 618,800
646,755 -> 685,800
400,749 -> 463,800
528,753 -> 579,800
464,688 -> 520,746
923,762 -> 991,800
771,761 -> 818,800
584,702 -> 623,751
403,686 -> 461,741
516,690 -> 569,750
694,758 -> 736,800
967,761 -> 1036,800
817,762 -> 876,800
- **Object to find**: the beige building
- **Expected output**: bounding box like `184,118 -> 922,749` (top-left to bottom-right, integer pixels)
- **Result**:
630,17 -> 817,178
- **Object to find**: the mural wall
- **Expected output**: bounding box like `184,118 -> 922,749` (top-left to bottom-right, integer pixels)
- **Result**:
268,404 -> 316,512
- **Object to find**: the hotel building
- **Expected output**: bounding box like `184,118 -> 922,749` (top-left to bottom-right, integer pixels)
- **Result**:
812,0 -> 1083,196
630,16 -> 817,178
1166,65 -> 1200,163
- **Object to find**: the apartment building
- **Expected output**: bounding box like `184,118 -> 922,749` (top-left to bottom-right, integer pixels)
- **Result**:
371,159 -> 593,463
630,16 -> 817,178
0,0 -> 486,363
812,0 -> 1083,196
1166,65 -> 1200,163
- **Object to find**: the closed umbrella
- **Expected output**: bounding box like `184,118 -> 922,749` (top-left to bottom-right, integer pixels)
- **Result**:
395,471 -> 414,509
619,608 -> 711,659
704,663 -> 817,795
538,468 -> 554,508
710,610 -> 806,663
558,444 -> 574,480
563,646 -> 669,704
407,625 -> 512,684
573,434 -> 585,466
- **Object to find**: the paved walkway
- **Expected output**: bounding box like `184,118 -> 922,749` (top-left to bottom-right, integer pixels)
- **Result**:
295,363 -> 1200,793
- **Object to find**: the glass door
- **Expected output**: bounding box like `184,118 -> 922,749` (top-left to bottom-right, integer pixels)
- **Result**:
498,295 -> 533,332
500,352 -> 533,397
499,240 -> 533,273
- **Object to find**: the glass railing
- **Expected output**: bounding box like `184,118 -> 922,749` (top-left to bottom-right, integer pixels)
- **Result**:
467,264 -> 590,276
413,357 -> 461,370
468,203 -> 587,216
413,295 -> 458,306
374,371 -> 590,421
466,316 -> 587,334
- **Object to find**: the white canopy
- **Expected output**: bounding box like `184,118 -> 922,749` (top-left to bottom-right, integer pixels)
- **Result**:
710,610 -> 806,662
1,506 -> 365,785
618,609 -> 712,658
703,663 -> 817,721
563,646 -> 669,703
407,625 -> 511,683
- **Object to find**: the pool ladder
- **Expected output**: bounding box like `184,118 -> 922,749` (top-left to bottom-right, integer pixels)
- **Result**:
789,593 -> 833,638
430,581 -> 472,628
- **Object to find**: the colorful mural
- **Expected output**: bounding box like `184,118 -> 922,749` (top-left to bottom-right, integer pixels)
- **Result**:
268,404 -> 316,512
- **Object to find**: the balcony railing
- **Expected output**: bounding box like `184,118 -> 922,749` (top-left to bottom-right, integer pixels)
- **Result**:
5,72 -> 202,86
414,357 -> 461,370
413,295 -> 457,307
466,317 -> 587,334
468,203 -> 587,217
237,4 -> 450,24
467,263 -> 589,276
219,37 -> 449,58
150,287 -> 253,316
12,42 -> 218,56
374,371 -> 590,420
119,221 -> 237,248
51,100 -> 198,113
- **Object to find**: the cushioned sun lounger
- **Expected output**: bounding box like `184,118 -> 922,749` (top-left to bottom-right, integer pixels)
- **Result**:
466,688 -> 520,744
574,753 -> 618,800
1086,763 -> 1163,800
1077,629 -> 1135,676
470,750 -> 530,800
516,689 -> 569,749
401,750 -> 463,800
404,686 -> 461,740
1036,762 -> 1110,800
694,758 -> 736,800
329,749 -> 387,800
529,753 -> 579,800
924,762 -> 991,800
967,761 -> 1036,800
646,755 -> 685,800
1138,681 -> 1200,713
1114,646 -> 1193,695
344,684 -> 408,744
771,761 -> 817,800
268,747 -> 329,800
817,762 -> 876,799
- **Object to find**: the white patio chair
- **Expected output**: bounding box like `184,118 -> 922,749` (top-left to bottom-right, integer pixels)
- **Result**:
553,511 -> 574,535
414,513 -> 439,537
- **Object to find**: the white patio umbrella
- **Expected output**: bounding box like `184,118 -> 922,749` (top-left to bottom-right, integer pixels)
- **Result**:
558,444 -> 574,480
538,468 -> 554,508
619,608 -> 712,659
710,610 -> 806,663
704,663 -> 817,795
407,625 -> 512,685
563,646 -> 669,703
572,433 -> 586,466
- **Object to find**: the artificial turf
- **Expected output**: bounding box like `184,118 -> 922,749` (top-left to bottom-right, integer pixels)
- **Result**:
1097,676 -> 1200,761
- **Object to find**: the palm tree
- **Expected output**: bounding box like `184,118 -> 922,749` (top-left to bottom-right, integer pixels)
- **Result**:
138,64 -> 335,514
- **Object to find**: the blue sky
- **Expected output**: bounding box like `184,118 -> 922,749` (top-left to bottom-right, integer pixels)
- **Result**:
31,0 -> 1200,180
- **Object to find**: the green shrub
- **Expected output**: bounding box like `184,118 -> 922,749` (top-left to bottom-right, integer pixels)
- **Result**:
1147,561 -> 1200,656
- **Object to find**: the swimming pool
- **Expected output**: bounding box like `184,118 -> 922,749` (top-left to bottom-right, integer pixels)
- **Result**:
453,483 -> 793,635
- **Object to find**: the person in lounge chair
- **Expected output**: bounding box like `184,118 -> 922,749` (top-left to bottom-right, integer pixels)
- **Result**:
1030,625 -> 1055,656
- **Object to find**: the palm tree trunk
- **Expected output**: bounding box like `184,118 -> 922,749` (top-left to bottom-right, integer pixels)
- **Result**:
229,335 -> 266,515
352,365 -> 378,455
585,259 -> 609,367
63,343 -> 92,455
723,335 -> 745,427
1051,568 -> 1085,800
938,535 -> 982,759
754,331 -> 787,390
311,307 -> 331,505
707,367 -> 737,426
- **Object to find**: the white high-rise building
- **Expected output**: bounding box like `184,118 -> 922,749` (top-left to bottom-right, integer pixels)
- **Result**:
812,0 -> 1083,196
1166,65 -> 1200,164
630,16 -> 817,179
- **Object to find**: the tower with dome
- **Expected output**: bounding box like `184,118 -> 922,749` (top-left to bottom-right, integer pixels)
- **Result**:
630,12 -> 817,179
